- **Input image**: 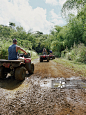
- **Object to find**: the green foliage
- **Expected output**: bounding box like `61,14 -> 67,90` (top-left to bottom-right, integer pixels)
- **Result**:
61,43 -> 86,63
9,22 -> 15,27
51,40 -> 64,57
0,0 -> 86,65
0,41 -> 11,59
61,0 -> 86,17
75,44 -> 86,63
53,51 -> 61,57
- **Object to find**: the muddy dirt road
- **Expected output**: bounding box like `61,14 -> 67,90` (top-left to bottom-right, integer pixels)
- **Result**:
0,59 -> 86,115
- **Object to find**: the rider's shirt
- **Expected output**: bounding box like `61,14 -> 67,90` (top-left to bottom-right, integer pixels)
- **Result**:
43,48 -> 47,55
43,52 -> 46,55
8,44 -> 18,60
49,50 -> 52,53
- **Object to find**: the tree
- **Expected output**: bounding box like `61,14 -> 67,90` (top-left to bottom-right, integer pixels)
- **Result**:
9,22 -> 15,29
16,26 -> 24,32
61,0 -> 86,17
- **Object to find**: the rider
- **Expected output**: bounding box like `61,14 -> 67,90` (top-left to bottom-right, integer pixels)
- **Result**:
49,50 -> 53,54
8,39 -> 27,60
42,48 -> 47,55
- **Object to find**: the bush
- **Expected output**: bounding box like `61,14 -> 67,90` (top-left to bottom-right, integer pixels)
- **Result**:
0,41 -> 11,59
65,52 -> 73,60
75,44 -> 86,63
61,43 -> 86,63
53,51 -> 61,57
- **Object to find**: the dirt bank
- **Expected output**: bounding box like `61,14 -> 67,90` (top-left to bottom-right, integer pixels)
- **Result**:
0,59 -> 86,115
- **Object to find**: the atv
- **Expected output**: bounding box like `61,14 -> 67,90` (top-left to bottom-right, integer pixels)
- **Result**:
49,54 -> 55,60
40,54 -> 49,62
0,53 -> 34,81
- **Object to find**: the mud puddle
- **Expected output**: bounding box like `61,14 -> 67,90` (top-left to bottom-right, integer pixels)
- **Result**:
30,76 -> 86,89
0,76 -> 86,115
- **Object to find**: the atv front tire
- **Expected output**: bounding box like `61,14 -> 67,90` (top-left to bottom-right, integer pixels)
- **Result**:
29,63 -> 34,74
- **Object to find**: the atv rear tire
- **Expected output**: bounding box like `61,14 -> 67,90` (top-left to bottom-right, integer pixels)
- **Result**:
15,67 -> 26,81
29,63 -> 34,74
0,67 -> 4,79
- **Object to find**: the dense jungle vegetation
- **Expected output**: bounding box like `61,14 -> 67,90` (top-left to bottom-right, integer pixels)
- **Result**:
0,0 -> 86,63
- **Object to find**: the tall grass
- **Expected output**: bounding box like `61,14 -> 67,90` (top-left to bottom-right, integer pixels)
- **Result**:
54,58 -> 86,77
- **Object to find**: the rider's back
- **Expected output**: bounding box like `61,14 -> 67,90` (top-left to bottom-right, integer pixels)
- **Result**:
8,44 -> 18,60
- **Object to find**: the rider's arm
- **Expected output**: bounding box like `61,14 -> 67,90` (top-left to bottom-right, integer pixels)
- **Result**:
16,46 -> 27,55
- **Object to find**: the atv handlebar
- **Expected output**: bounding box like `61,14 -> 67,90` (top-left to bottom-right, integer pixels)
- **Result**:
18,53 -> 31,58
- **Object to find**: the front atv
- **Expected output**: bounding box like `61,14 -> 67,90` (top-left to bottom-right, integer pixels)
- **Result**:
40,54 -> 49,62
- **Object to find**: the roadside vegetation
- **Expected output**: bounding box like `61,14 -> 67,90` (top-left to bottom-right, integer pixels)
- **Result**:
54,58 -> 86,77
61,43 -> 86,63
0,0 -> 86,64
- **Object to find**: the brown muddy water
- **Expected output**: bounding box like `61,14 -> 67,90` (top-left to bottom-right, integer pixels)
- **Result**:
0,59 -> 86,115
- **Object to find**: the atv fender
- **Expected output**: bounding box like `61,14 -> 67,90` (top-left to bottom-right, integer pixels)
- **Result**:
25,63 -> 31,71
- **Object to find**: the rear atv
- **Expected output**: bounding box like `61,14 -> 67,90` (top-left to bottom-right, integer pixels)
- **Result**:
49,54 -> 55,60
0,53 -> 34,81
